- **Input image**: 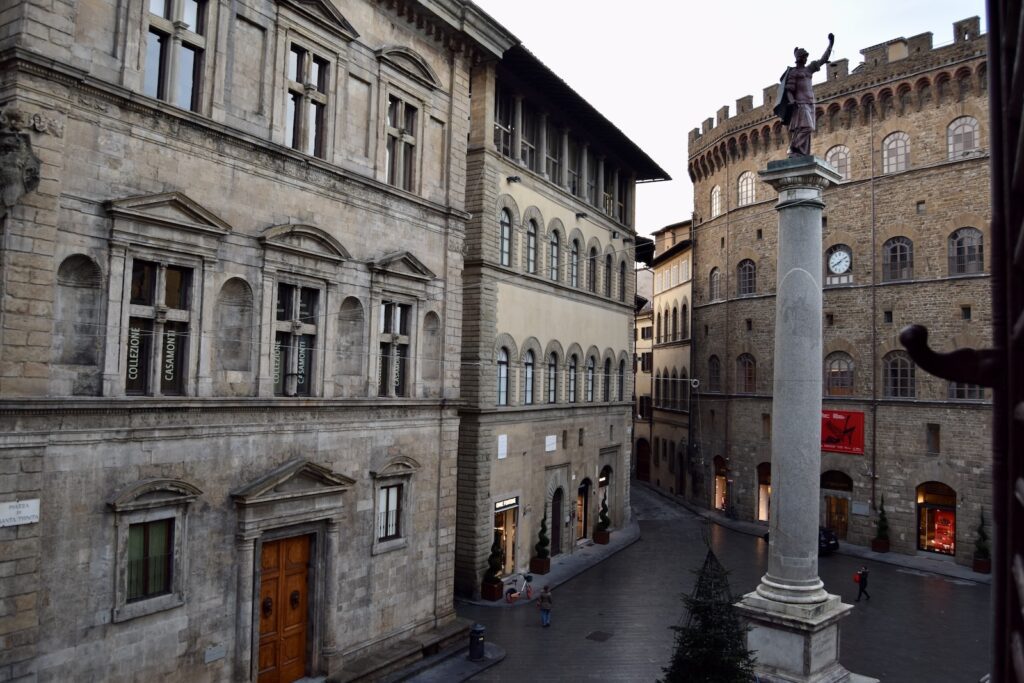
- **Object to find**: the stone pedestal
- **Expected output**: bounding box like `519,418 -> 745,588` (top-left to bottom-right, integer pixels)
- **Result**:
735,157 -> 874,683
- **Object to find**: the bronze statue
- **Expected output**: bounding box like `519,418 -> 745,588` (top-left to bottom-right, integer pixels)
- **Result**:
774,34 -> 834,158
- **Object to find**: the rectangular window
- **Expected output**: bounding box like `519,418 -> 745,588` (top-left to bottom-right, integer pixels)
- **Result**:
386,95 -> 417,190
145,1 -> 205,112
617,175 -> 629,224
520,105 -> 538,171
493,87 -> 514,158
641,326 -> 653,340
545,121 -> 561,180
144,30 -> 168,100
286,44 -> 329,158
379,301 -> 412,397
961,305 -> 972,320
126,318 -> 153,395
175,43 -> 200,110
377,484 -> 402,540
274,282 -> 321,397
949,381 -> 984,400
567,138 -> 581,195
926,423 -> 940,455
641,352 -> 652,373
586,157 -> 598,205
126,259 -> 193,396
127,519 -> 173,601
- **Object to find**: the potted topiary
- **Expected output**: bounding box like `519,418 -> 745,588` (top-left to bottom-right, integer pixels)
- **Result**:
973,512 -> 991,574
870,495 -> 890,553
529,511 -> 551,574
593,493 -> 611,545
480,533 -> 504,601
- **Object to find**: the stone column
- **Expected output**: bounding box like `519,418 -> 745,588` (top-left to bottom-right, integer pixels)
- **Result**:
234,536 -> 256,683
735,157 -> 872,683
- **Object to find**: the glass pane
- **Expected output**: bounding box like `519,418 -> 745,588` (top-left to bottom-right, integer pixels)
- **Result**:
403,104 -> 417,134
149,0 -> 168,18
160,321 -> 188,395
127,524 -> 145,600
394,344 -> 407,395
147,519 -> 172,595
306,101 -> 318,155
130,260 -> 157,306
299,287 -> 318,324
175,44 -> 197,110
273,332 -> 289,396
164,266 -> 191,309
387,96 -> 400,129
288,93 -> 302,150
381,303 -> 393,333
402,141 -> 414,190
276,283 -> 295,321
312,57 -> 328,92
144,31 -> 165,99
398,304 -> 410,336
182,0 -> 202,33
126,318 -> 153,395
386,136 -> 397,185
378,342 -> 390,396
289,46 -> 304,83
295,334 -> 315,396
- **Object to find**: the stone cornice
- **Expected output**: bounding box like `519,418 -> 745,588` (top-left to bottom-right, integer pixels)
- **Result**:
0,397 -> 467,417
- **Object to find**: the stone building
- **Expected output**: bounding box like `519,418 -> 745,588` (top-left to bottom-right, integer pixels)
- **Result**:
633,221 -> 694,498
632,267 -> 653,481
686,17 -> 992,566
454,45 -> 668,598
0,1 -> 519,681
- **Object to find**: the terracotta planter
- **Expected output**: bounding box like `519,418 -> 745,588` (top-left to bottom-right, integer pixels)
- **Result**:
870,538 -> 890,553
529,556 -> 550,574
480,580 -> 504,602
593,529 -> 610,545
973,556 -> 991,574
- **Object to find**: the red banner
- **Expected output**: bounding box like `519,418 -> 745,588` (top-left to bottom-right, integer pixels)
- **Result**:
821,410 -> 864,454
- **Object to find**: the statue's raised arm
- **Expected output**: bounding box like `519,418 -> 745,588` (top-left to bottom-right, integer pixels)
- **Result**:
777,33 -> 836,157
808,33 -> 835,73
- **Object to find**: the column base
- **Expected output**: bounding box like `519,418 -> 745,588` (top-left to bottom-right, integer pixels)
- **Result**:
735,591 -> 876,683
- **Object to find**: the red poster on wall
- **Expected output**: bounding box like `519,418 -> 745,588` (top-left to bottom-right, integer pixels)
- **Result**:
821,410 -> 865,454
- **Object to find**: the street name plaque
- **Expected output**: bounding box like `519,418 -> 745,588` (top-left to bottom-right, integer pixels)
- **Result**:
0,499 -> 40,527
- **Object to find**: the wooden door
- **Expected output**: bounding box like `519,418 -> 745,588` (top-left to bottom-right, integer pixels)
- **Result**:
825,496 -> 849,539
551,489 -> 563,556
258,536 -> 310,683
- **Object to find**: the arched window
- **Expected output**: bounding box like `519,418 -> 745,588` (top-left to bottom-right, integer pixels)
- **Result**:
604,254 -> 612,296
947,116 -> 979,158
526,220 -> 537,274
497,347 -> 509,405
619,261 -> 627,301
825,145 -> 850,180
882,132 -> 910,173
681,303 -> 689,339
523,350 -> 535,405
737,171 -> 756,206
654,371 -> 661,406
603,358 -> 611,401
547,352 -> 558,403
672,306 -> 679,340
708,355 -> 721,392
670,369 -> 678,409
882,237 -> 914,281
570,240 -> 580,287
824,352 -> 854,396
586,356 -> 595,401
499,209 -> 512,266
588,247 -> 598,292
884,351 -> 915,398
736,354 -> 756,393
568,355 -> 578,403
655,312 -> 662,343
618,359 -> 626,400
709,268 -> 722,301
737,259 -> 756,296
948,227 -> 984,274
710,185 -> 721,218
549,230 -> 560,281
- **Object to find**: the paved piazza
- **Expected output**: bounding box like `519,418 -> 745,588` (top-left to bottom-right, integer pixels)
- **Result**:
458,483 -> 991,682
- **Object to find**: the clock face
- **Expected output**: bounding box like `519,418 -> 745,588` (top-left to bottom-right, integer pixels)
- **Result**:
828,248 -> 851,274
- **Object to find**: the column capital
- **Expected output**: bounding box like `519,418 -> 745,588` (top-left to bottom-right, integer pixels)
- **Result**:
758,156 -> 841,196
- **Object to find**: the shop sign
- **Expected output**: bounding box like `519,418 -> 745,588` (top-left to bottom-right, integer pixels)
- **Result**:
0,499 -> 39,528
821,410 -> 864,454
494,497 -> 518,512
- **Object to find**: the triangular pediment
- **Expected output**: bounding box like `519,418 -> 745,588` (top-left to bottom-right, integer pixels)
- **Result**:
108,478 -> 203,512
377,47 -> 441,89
260,224 -> 351,263
106,192 -> 232,236
232,457 -> 355,506
372,251 -> 435,281
279,0 -> 359,40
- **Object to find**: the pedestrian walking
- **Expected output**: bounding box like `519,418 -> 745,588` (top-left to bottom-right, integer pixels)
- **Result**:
855,566 -> 870,602
537,585 -> 553,627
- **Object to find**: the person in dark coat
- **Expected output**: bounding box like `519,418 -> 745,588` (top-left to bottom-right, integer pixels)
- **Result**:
856,566 -> 871,602
538,585 -> 553,627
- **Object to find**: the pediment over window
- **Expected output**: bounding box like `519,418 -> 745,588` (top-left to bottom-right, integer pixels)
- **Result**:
231,457 -> 356,507
278,0 -> 359,40
260,224 -> 351,263
371,455 -> 422,480
108,478 -> 203,512
106,192 -> 232,238
377,47 -> 441,89
372,251 -> 435,281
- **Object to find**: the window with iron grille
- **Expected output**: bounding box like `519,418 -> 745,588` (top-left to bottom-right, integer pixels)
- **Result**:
882,237 -> 914,281
947,116 -> 979,158
824,352 -> 854,396
882,131 -> 910,173
883,351 -> 915,398
948,227 -> 984,274
737,259 -> 756,296
377,484 -> 402,541
736,354 -> 756,393
144,0 -> 207,113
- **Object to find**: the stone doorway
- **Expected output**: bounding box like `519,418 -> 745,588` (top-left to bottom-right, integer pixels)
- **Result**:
258,536 -> 311,683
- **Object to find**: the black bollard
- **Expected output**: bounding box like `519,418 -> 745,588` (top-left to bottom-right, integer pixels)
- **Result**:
468,623 -> 485,661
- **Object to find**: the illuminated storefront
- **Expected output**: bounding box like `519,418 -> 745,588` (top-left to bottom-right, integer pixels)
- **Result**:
917,481 -> 957,556
493,497 -> 518,576
756,462 -> 771,522
713,456 -> 728,511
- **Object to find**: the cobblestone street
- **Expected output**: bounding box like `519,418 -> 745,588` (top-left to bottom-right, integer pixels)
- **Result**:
457,482 -> 992,682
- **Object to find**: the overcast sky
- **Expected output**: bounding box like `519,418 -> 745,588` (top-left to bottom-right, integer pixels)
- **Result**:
471,0 -> 987,236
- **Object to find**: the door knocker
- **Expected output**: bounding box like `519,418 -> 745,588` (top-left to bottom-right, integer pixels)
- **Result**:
262,597 -> 273,618
290,590 -> 300,609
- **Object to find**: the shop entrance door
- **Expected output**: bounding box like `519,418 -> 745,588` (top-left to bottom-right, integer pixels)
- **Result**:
551,489 -> 563,556
493,508 -> 517,574
825,496 -> 849,539
258,536 -> 310,683
576,480 -> 590,540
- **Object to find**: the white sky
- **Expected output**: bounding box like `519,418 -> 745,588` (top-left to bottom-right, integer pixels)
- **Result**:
471,0 -> 987,236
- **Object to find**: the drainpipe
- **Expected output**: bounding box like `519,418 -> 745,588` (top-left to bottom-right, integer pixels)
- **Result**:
869,106 -> 879,511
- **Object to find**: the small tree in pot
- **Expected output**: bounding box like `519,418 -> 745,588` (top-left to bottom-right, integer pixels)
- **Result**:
530,511 -> 551,574
871,495 -> 890,553
481,532 -> 504,601
973,512 -> 991,574
593,493 -> 611,545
